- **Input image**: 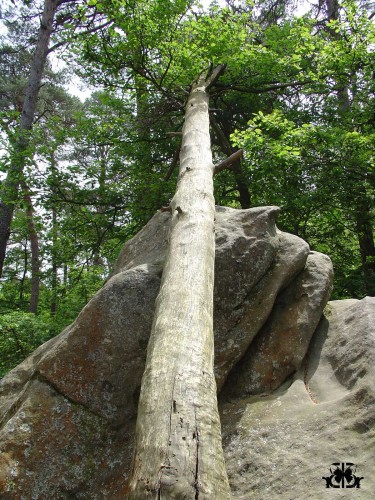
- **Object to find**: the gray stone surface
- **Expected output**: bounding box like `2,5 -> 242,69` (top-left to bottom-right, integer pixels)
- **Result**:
214,230 -> 310,390
0,378 -> 134,498
0,267 -> 160,496
111,211 -> 170,276
214,206 -> 280,313
222,251 -> 334,397
0,206 -> 345,498
221,297 -> 375,499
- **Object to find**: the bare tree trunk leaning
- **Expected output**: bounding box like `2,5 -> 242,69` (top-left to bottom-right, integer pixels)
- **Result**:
129,66 -> 232,499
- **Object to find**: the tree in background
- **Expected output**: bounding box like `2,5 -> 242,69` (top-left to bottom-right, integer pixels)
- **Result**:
0,0 -> 63,276
232,0 -> 375,297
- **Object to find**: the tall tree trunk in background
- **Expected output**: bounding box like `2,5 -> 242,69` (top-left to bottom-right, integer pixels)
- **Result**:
323,0 -> 375,295
22,183 -> 40,314
92,146 -> 108,266
19,243 -> 28,305
49,152 -> 59,315
50,204 -> 58,315
129,66 -> 232,499
355,197 -> 375,296
0,0 -> 59,277
324,0 -> 339,20
324,0 -> 351,114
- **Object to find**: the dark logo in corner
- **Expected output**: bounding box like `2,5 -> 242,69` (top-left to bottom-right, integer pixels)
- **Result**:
322,462 -> 363,489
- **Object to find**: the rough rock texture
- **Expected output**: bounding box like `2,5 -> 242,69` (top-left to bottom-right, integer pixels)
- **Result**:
222,251 -> 333,397
215,229 -> 310,391
0,206 -> 343,498
221,297 -> 375,499
0,268 -> 161,497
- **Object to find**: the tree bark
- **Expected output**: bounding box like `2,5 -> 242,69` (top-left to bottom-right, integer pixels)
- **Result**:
50,203 -> 58,316
0,0 -> 59,277
355,198 -> 375,296
129,66 -> 232,499
48,151 -> 59,315
19,243 -> 28,305
324,0 -> 339,21
22,183 -> 40,314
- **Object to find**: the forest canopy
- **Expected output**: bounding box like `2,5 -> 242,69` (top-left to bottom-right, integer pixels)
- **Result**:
0,0 -> 374,375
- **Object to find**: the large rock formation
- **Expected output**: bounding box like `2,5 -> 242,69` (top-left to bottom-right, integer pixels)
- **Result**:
221,296 -> 375,498
0,206 -> 372,498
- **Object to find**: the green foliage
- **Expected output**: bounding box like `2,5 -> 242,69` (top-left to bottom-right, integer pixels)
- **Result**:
232,108 -> 375,298
0,311 -> 58,377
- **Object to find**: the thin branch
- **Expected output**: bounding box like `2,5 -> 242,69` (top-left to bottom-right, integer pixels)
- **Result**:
205,64 -> 227,90
164,145 -> 181,181
214,79 -> 313,94
48,20 -> 113,54
166,132 -> 182,137
213,149 -> 244,176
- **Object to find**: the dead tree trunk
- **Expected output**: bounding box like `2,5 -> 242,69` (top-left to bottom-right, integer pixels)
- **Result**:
129,66 -> 232,499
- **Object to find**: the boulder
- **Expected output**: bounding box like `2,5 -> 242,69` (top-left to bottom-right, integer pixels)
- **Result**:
0,378 -> 134,498
0,206 -> 339,498
221,251 -> 333,397
221,297 -> 375,499
214,230 -> 310,390
0,267 -> 160,497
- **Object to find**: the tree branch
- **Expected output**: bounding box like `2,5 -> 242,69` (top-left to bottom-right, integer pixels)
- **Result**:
48,20 -> 113,53
164,145 -> 180,181
214,79 -> 313,94
205,64 -> 227,90
166,132 -> 182,137
213,149 -> 244,175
